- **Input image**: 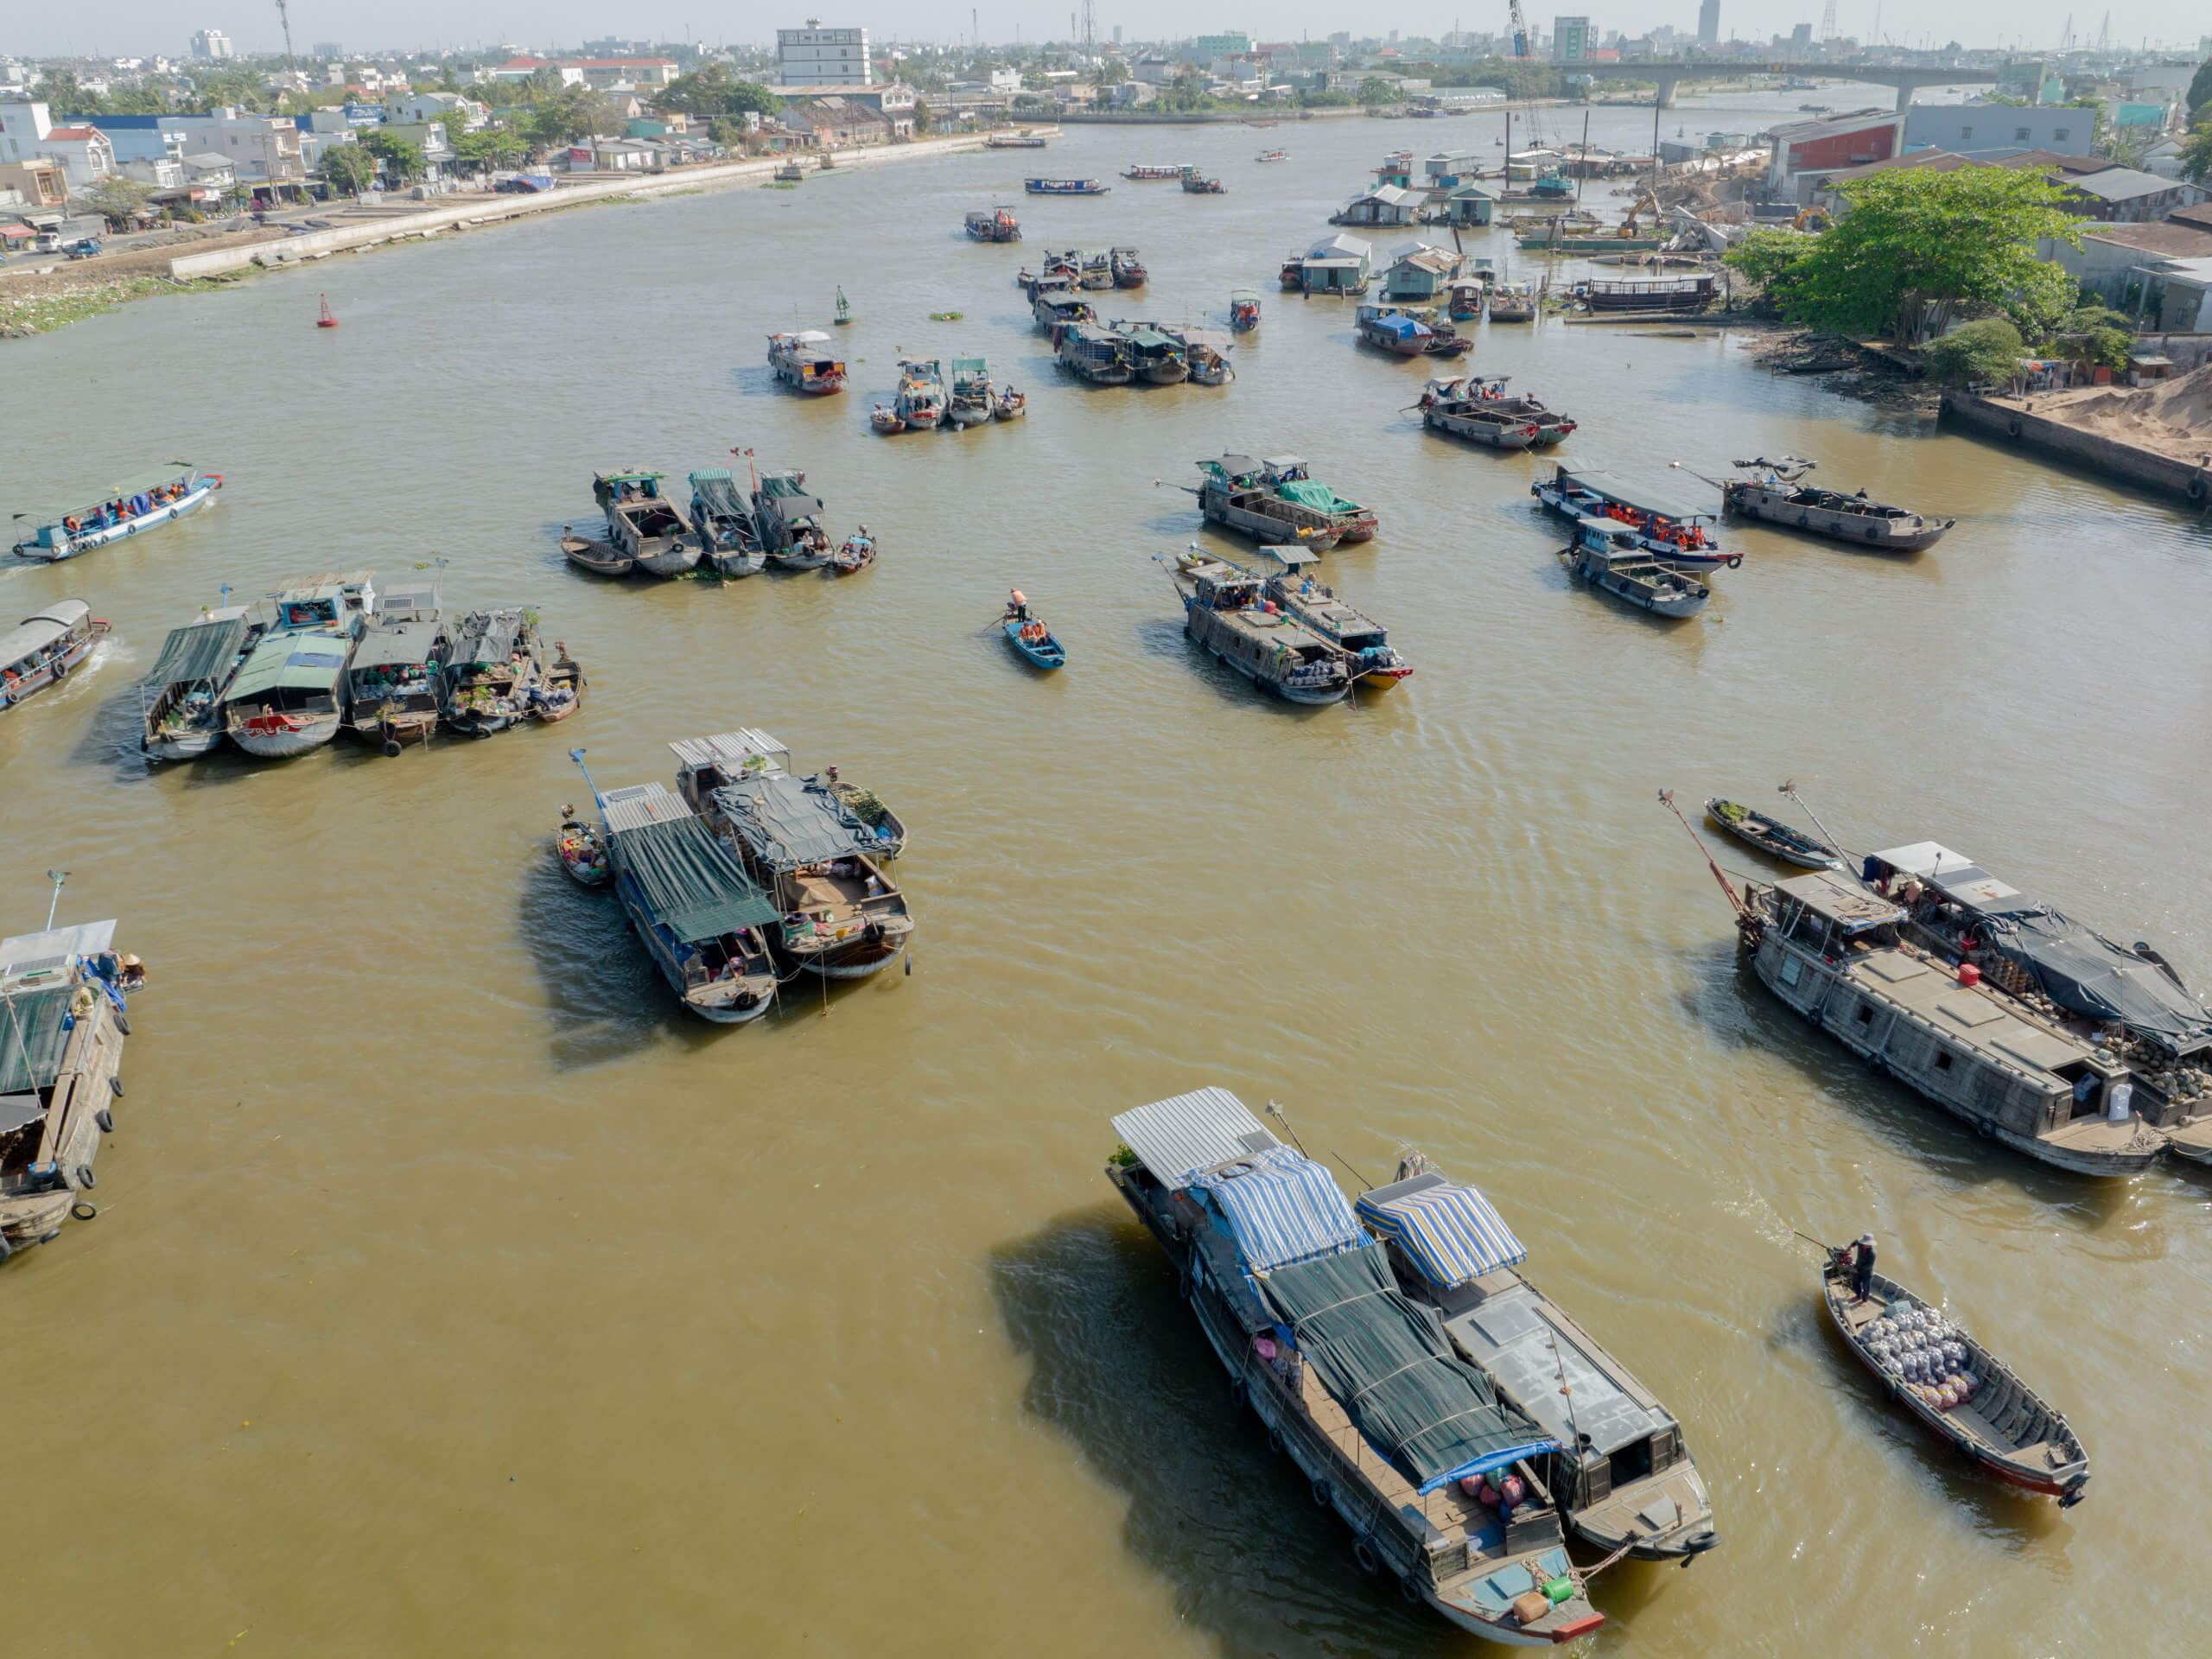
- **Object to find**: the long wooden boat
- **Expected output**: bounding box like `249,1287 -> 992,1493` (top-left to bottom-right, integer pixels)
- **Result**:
1192,456 -> 1344,550
219,573 -> 372,757
1001,599 -> 1065,669
1106,1089 -> 1606,1645
1165,325 -> 1235,386
1112,324 -> 1188,385
767,329 -> 846,396
559,528 -> 633,577
442,607 -> 543,738
963,205 -> 1021,241
1535,462 -> 1736,566
948,359 -> 996,426
1421,389 -> 1541,451
1025,177 -> 1108,195
1,600 -> 105,716
1162,550 -> 1351,705
1121,163 -> 1186,180
690,469 -> 767,576
1357,303 -> 1471,359
895,359 -> 948,429
984,131 -> 1049,149
10,461 -> 221,561
344,584 -> 448,753
556,808 -> 610,887
594,471 -> 700,577
1264,569 -> 1409,690
1703,798 -> 1838,869
1261,456 -> 1375,543
1820,1253 -> 2088,1505
1720,458 -> 1954,552
750,468 -> 835,569
1057,324 -> 1133,385
1109,246 -> 1147,287
1583,274 -> 1717,312
671,728 -> 907,864
0,917 -> 130,1260
140,602 -> 261,761
597,782 -> 779,1023
1034,291 -> 1096,339
1558,519 -> 1710,619
1489,282 -> 1537,322
1079,250 -> 1115,290
1424,377 -> 1576,446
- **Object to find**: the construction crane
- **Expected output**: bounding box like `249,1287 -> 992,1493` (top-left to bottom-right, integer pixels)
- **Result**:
1506,0 -> 1533,60
1818,0 -> 1837,46
274,0 -> 296,65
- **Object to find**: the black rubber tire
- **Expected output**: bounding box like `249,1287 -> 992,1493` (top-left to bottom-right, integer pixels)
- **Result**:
95,1109 -> 113,1134
1311,1478 -> 1332,1509
39,1230 -> 59,1244
1399,1574 -> 1424,1605
2190,475 -> 2208,501
383,739 -> 403,758
110,1075 -> 124,1096
72,1200 -> 97,1221
2006,418 -> 2023,438
74,1166 -> 96,1189
1726,553 -> 1743,569
1227,1376 -> 1248,1411
113,1013 -> 130,1037
1353,1538 -> 1382,1576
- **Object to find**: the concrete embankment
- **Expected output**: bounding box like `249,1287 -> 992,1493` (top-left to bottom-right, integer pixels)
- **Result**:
168,135 -> 987,281
1940,391 -> 2212,507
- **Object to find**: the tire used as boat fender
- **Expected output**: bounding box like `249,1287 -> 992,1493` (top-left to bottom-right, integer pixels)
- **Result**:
74,1165 -> 96,1189
1726,553 -> 1743,569
113,1012 -> 130,1037
95,1108 -> 114,1134
1352,1537 -> 1382,1576
1310,1477 -> 1332,1509
2190,474 -> 2209,501
72,1200 -> 98,1221
383,739 -> 402,757
110,1075 -> 124,1096
1399,1573 -> 1424,1605
1266,1424 -> 1287,1455
1227,1375 -> 1248,1411
2006,417 -> 2023,438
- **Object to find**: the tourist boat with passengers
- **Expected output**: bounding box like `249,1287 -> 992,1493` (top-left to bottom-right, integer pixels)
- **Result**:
749,467 -> 836,569
592,471 -> 701,578
1,600 -> 106,717
1719,457 -> 1955,552
219,574 -> 372,758
1819,1247 -> 2089,1505
1559,519 -> 1710,619
1105,1087 -> 1608,1644
1262,567 -> 1410,690
593,779 -> 779,1025
948,358 -> 996,426
441,607 -> 543,738
1259,455 -> 1375,543
0,913 -> 131,1261
139,600 -> 264,761
9,461 -> 221,562
1190,455 -> 1345,552
1121,163 -> 1187,181
766,329 -> 846,396
1001,591 -> 1065,669
1661,801 -> 2210,1174
1026,177 -> 1109,195
963,205 -> 1021,242
343,583 -> 448,753
672,733 -> 916,978
1229,288 -> 1261,331
690,468 -> 768,576
1535,462 -> 1736,567
1162,549 -> 1351,705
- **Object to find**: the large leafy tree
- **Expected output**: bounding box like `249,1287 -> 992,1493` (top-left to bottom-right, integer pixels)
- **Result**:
1740,167 -> 2085,346
658,63 -> 781,119
527,86 -> 613,148
2181,119 -> 2212,186
359,130 -> 426,182
79,175 -> 154,226
2188,60 -> 2212,118
449,124 -> 525,172
320,143 -> 376,196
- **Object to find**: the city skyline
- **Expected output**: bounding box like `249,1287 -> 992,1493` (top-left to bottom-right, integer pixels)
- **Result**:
7,5 -> 2209,64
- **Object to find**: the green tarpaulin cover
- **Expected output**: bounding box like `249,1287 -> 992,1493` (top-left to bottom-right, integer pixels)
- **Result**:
1277,480 -> 1363,516
609,816 -> 779,944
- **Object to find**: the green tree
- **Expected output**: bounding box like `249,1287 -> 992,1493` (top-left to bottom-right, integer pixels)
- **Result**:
30,71 -> 100,112
2180,118 -> 2212,185
658,63 -> 780,119
359,130 -> 427,183
912,97 -> 933,136
2188,60 -> 2212,118
320,142 -> 377,197
527,86 -> 611,148
79,175 -> 154,227
1761,167 -> 2085,346
1722,226 -> 1814,293
1357,76 -> 1407,106
1922,318 -> 2024,387
450,124 -> 525,174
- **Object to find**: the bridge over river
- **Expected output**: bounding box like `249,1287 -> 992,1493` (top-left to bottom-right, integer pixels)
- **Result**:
1571,60 -> 1996,110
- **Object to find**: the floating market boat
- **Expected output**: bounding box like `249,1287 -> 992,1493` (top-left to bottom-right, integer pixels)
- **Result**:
1165,325 -> 1236,386
0,916 -> 130,1260
1114,325 -> 1190,385
559,524 -> 632,578
1121,163 -> 1186,181
442,607 -> 543,737
1057,324 -> 1134,385
1191,455 -> 1345,551
963,205 -> 1021,242
994,385 -> 1027,420
1,600 -> 105,716
1703,798 -> 1838,869
766,329 -> 847,396
1261,456 -> 1375,543
749,468 -> 835,570
830,526 -> 876,575
1420,383 -> 1541,451
1229,287 -> 1261,332
1034,292 -> 1096,340
1357,304 -> 1472,359
219,575 -> 371,757
690,468 -> 768,576
1488,282 -> 1537,322
1026,177 -> 1109,195
595,781 -> 779,1024
1535,462 -> 1734,565
535,644 -> 585,724
1109,246 -> 1147,287
947,358 -> 996,426
9,461 -> 220,562
1448,280 -> 1488,321
555,804 -> 610,887
1367,1151 -> 1719,1559
1421,377 -> 1574,446
139,602 -> 260,761
1162,550 -> 1351,704
1180,168 -> 1225,194
593,472 -> 701,578
895,358 -> 948,429
1263,569 -> 1409,690
869,405 -> 906,436
343,584 -> 448,753
1560,519 -> 1710,619
1719,457 -> 1955,552
1821,1249 -> 2088,1505
1079,251 -> 1115,290
1001,591 -> 1065,669
1105,1088 -> 1605,1645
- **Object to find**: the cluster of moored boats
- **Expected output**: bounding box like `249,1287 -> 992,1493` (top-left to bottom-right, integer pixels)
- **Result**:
875,356 -> 1027,434
1016,256 -> 1236,389
563,465 -> 876,578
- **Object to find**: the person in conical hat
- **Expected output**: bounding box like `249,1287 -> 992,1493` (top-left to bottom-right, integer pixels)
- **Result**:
1848,1233 -> 1876,1303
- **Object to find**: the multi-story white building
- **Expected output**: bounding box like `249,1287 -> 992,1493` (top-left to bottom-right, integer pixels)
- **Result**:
777,27 -> 873,88
190,29 -> 235,60
0,99 -> 117,192
1552,16 -> 1592,62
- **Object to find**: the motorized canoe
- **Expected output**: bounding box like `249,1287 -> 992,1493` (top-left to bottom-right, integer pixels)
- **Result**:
1820,1252 -> 2088,1506
1002,613 -> 1065,669
1703,798 -> 1839,869
556,810 -> 611,887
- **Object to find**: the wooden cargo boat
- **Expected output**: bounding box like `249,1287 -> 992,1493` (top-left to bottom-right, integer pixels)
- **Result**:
1025,177 -> 1109,195
140,602 -> 260,761
1264,569 -> 1410,690
1106,1089 -> 1607,1645
1821,1251 -> 2088,1504
1079,251 -> 1115,290
1191,456 -> 1344,550
220,574 -> 369,757
442,607 -> 543,737
559,526 -> 632,577
1057,324 -> 1134,385
1704,798 -> 1837,869
1535,462 -> 1735,566
1162,325 -> 1235,385
9,461 -> 220,562
1357,303 -> 1471,358
672,729 -> 907,861
1180,168 -> 1225,194
1109,246 -> 1147,287
1163,550 -> 1351,704
766,329 -> 846,396
1370,1154 -> 1720,1560
1033,292 -> 1096,340
1113,325 -> 1189,385
1422,377 -> 1576,446
344,583 -> 448,753
1720,458 -> 1954,552
1421,387 -> 1541,451
750,468 -> 836,569
895,358 -> 948,429
1,600 -> 105,716
690,469 -> 767,575
947,358 -> 996,426
596,781 -> 779,1024
1261,456 -> 1375,543
593,472 -> 701,577
1583,273 -> 1718,312
963,205 -> 1021,242
1559,520 -> 1710,619
0,918 -> 130,1260
1489,282 -> 1537,322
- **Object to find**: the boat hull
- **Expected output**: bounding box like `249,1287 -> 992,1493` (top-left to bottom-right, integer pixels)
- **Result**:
948,404 -> 993,426
1721,484 -> 1954,552
143,723 -> 222,762
0,632 -> 97,711
1183,608 -> 1348,704
1426,408 -> 1539,449
706,549 -> 766,576
228,709 -> 342,758
1004,620 -> 1065,668
13,479 -> 219,561
562,535 -> 634,577
633,540 -> 702,578
1138,362 -> 1190,384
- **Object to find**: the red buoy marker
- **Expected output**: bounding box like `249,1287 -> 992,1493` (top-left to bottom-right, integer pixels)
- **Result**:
316,294 -> 339,329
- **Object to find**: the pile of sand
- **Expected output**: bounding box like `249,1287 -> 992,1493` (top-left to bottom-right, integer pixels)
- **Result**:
2039,363 -> 2212,464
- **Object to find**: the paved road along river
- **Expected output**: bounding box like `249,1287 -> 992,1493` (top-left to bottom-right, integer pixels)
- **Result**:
3,97 -> 2209,1656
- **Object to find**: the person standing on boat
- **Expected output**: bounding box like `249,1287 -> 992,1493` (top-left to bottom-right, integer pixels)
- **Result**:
1843,1234 -> 1877,1303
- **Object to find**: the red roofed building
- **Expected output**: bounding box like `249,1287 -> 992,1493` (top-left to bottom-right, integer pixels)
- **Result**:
0,102 -> 116,192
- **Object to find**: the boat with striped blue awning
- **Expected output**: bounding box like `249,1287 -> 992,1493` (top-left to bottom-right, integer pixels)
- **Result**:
1105,1088 -> 1605,1647
1362,1154 -> 1721,1563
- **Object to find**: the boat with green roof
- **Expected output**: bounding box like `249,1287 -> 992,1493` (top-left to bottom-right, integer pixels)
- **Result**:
10,461 -> 221,562
218,573 -> 374,759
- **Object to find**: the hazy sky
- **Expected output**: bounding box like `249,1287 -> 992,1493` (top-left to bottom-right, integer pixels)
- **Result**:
14,5 -> 2209,62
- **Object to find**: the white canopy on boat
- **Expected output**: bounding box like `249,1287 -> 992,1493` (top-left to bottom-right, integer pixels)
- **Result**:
1872,842 -> 1975,878
1,919 -> 117,982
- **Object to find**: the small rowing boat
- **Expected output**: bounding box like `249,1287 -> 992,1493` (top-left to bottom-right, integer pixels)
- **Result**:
830,527 -> 876,575
1821,1249 -> 2088,1506
1001,592 -> 1065,669
556,806 -> 611,887
1703,797 -> 1838,869
559,526 -> 633,578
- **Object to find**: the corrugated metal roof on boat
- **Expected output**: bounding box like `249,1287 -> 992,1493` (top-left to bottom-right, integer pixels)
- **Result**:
1111,1085 -> 1280,1187
669,730 -> 790,772
601,782 -> 690,833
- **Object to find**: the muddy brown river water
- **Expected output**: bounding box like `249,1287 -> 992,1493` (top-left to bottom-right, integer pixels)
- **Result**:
3,96 -> 2209,1656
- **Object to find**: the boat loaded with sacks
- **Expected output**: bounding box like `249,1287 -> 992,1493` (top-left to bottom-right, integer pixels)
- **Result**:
1719,457 -> 1955,552
0,916 -> 132,1262
1105,1088 -> 1609,1646
1161,550 -> 1351,705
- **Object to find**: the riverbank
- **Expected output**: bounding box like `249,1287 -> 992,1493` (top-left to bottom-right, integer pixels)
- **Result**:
1942,385 -> 2212,504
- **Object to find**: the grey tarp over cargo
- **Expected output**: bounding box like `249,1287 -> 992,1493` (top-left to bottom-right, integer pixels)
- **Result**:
607,816 -> 779,944
1980,907 -> 2212,1059
145,613 -> 249,690
690,470 -> 750,521
709,774 -> 871,873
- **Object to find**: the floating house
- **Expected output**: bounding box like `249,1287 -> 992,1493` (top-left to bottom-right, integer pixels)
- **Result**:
1379,239 -> 1466,302
1297,232 -> 1373,295
1422,150 -> 1485,188
1330,184 -> 1421,228
1441,182 -> 1496,226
